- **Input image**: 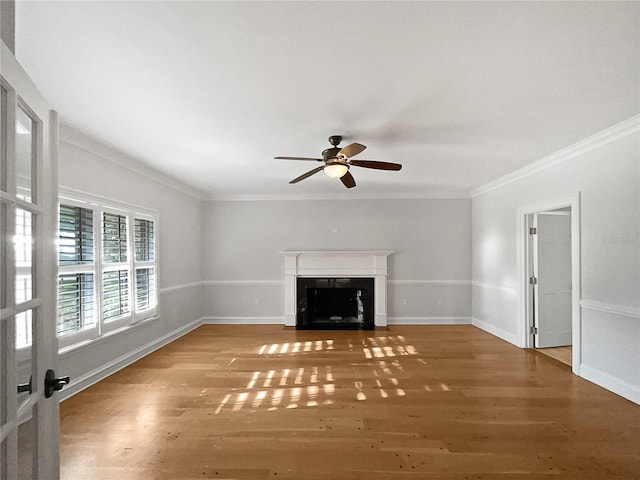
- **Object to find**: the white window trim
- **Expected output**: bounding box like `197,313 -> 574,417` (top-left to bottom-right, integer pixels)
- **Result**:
57,188 -> 159,351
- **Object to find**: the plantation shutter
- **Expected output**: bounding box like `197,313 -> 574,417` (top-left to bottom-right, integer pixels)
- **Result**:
135,268 -> 155,311
59,204 -> 94,264
102,270 -> 129,321
134,218 -> 156,314
134,218 -> 155,261
103,212 -> 128,263
58,273 -> 96,335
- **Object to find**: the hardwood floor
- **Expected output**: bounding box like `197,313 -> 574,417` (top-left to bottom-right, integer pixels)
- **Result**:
60,325 -> 639,479
534,346 -> 572,367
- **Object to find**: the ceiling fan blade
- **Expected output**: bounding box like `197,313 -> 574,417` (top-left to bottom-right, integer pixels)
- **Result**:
340,171 -> 356,188
338,143 -> 366,158
349,159 -> 402,171
289,166 -> 325,184
275,156 -> 324,162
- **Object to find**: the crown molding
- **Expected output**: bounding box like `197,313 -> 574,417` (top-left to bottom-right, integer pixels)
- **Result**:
206,191 -> 471,202
472,114 -> 640,198
59,123 -> 209,201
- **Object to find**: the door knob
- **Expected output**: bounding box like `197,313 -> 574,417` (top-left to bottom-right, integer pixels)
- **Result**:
44,369 -> 70,398
17,375 -> 33,394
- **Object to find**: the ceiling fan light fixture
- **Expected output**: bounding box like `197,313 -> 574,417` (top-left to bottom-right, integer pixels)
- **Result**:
324,163 -> 349,178
277,135 -> 402,188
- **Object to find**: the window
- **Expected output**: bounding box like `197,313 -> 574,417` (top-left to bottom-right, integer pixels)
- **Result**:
57,192 -> 158,349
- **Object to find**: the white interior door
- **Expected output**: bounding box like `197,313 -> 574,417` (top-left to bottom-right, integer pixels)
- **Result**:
534,211 -> 572,348
1,42 -> 61,479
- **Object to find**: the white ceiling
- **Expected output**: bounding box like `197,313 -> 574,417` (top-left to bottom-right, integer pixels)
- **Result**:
14,1 -> 640,199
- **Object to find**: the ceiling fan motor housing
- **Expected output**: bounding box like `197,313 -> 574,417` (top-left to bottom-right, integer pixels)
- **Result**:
322,147 -> 343,161
323,135 -> 345,161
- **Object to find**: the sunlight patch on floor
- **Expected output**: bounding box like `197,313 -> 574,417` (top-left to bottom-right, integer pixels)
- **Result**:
216,335 -> 430,414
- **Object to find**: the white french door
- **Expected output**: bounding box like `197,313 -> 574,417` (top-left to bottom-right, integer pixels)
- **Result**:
1,41 -> 61,478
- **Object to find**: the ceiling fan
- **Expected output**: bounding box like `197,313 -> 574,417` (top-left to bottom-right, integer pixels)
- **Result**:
275,135 -> 402,189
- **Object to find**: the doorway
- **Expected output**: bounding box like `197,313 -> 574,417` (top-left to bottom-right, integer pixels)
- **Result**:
518,194 -> 581,375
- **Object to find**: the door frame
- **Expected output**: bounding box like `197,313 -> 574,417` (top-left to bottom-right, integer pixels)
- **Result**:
516,192 -> 581,375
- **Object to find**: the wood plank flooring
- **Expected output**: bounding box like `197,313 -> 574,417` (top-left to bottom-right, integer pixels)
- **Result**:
60,325 -> 640,479
534,346 -> 572,367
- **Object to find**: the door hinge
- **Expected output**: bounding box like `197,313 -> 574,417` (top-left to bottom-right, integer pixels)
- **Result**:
529,276 -> 537,285
529,227 -> 537,235
530,326 -> 539,335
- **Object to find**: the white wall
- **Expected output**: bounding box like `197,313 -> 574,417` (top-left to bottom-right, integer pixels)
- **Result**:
472,119 -> 640,403
201,198 -> 472,324
57,127 -> 204,398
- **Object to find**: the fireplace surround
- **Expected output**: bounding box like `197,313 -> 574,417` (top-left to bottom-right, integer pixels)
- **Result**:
282,251 -> 392,327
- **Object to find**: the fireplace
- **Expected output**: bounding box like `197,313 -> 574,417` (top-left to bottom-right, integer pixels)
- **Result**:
282,251 -> 392,327
296,277 -> 374,330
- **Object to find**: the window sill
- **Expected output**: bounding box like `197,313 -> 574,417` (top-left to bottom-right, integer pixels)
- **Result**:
58,315 -> 160,357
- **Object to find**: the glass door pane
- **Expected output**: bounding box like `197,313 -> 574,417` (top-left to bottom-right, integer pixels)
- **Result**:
1,85 -> 7,191
16,310 -> 34,410
15,207 -> 33,304
15,105 -> 35,203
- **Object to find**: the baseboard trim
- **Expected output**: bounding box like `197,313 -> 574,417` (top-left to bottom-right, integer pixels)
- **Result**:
387,316 -> 471,325
579,363 -> 640,405
201,279 -> 473,287
203,316 -> 285,324
59,317 -> 204,402
471,317 -> 519,345
202,316 -> 473,326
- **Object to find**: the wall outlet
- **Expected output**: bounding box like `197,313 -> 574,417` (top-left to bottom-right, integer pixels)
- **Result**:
402,298 -> 408,305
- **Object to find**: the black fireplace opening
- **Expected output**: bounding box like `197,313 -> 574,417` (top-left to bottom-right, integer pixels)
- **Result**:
296,277 -> 374,330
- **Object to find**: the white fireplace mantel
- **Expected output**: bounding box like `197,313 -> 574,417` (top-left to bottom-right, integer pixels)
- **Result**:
281,250 -> 393,327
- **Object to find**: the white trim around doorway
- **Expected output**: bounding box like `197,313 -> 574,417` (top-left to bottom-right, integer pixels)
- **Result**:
516,193 -> 582,375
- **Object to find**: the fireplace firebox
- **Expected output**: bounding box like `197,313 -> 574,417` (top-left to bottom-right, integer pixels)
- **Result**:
296,277 -> 374,330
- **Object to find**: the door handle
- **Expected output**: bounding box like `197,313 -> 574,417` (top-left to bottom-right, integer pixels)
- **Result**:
44,369 -> 70,398
17,375 -> 33,394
